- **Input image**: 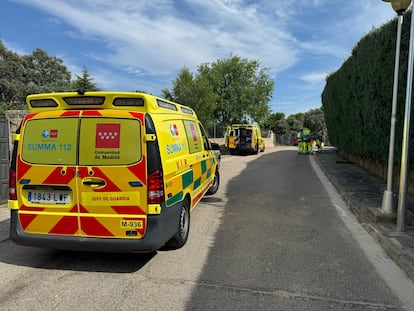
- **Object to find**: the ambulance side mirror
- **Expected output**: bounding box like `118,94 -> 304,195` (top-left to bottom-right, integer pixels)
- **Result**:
210,142 -> 220,150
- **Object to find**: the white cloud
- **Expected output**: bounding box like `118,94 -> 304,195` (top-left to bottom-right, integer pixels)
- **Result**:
301,73 -> 327,83
14,0 -> 298,75
298,41 -> 349,59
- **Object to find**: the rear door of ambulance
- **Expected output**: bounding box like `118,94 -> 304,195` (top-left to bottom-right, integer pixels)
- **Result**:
17,110 -> 148,242
228,129 -> 238,149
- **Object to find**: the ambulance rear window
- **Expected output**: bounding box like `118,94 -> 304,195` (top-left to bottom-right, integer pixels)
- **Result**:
79,118 -> 141,165
21,118 -> 78,165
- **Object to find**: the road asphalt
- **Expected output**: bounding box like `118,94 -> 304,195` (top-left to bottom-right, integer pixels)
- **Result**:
0,145 -> 413,283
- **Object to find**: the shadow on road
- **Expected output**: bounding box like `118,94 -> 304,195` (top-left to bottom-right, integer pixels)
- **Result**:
0,238 -> 156,273
0,216 -> 155,273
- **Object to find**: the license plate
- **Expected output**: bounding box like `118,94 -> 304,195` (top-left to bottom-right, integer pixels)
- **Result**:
121,220 -> 143,229
28,191 -> 70,204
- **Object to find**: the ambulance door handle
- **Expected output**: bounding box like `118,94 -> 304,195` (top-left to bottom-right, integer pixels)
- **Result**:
82,178 -> 106,189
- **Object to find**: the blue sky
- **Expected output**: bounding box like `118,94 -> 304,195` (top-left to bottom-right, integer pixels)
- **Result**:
0,0 -> 398,116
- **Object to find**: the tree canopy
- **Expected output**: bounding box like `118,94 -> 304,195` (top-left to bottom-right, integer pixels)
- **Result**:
303,108 -> 325,133
0,41 -> 72,105
162,67 -> 218,129
162,55 -> 274,135
271,108 -> 326,145
0,39 -> 98,117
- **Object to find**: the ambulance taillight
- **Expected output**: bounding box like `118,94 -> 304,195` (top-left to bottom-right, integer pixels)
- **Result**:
148,169 -> 165,204
9,169 -> 17,200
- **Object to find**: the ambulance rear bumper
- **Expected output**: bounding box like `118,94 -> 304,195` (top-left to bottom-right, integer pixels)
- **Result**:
9,207 -> 179,253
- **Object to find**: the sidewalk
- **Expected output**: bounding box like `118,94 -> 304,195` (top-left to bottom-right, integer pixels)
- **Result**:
315,147 -> 414,282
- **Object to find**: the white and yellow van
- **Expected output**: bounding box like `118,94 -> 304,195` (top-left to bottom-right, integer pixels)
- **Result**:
8,91 -> 220,253
225,124 -> 265,155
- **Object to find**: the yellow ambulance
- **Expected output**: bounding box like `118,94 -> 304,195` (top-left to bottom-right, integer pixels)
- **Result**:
8,91 -> 220,253
225,124 -> 265,155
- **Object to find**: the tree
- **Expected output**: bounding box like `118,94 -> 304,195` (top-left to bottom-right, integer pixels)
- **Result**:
71,66 -> 100,92
274,118 -> 289,134
23,48 -> 71,94
198,55 -> 273,125
286,113 -> 304,133
162,67 -> 218,127
0,41 -> 72,104
264,112 -> 285,130
0,40 -> 26,104
303,108 -> 325,133
163,55 -> 274,134
270,108 -> 327,145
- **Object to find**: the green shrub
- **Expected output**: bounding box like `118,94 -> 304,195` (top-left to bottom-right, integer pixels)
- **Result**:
322,12 -> 413,168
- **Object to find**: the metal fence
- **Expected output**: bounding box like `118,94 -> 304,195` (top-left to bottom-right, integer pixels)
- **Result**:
274,133 -> 296,146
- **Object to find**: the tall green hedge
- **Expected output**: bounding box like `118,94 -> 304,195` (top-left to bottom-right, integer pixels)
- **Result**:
322,12 -> 414,168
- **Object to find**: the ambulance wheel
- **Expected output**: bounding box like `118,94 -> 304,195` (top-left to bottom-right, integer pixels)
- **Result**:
167,199 -> 190,249
206,170 -> 220,195
254,144 -> 259,154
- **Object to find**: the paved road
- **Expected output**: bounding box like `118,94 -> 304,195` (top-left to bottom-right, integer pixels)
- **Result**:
0,146 -> 413,310
187,148 -> 414,310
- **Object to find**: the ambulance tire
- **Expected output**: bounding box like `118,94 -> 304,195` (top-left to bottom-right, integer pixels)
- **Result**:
206,170 -> 220,195
167,199 -> 190,249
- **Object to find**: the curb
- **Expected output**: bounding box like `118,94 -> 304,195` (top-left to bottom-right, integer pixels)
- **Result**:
363,222 -> 414,282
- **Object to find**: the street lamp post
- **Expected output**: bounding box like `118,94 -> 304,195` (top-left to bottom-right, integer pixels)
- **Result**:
397,3 -> 414,232
381,0 -> 412,214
